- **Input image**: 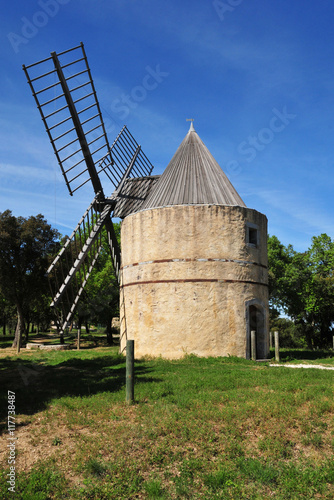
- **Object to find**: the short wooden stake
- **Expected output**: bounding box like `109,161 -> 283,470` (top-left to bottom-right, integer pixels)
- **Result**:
251,330 -> 256,361
274,331 -> 280,362
126,340 -> 134,403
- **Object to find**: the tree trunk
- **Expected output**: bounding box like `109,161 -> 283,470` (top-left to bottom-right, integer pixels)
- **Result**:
24,324 -> 29,343
77,317 -> 82,350
85,321 -> 90,334
2,314 -> 6,336
106,317 -> 114,345
12,304 -> 25,353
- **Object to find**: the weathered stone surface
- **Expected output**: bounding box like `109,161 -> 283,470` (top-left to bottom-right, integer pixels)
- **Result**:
26,343 -> 69,351
26,343 -> 43,350
120,204 -> 269,359
39,344 -> 70,350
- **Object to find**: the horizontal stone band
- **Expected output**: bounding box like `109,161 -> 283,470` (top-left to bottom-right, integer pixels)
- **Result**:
121,257 -> 267,270
121,278 -> 268,288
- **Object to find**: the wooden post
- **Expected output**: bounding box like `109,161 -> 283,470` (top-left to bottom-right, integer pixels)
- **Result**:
77,327 -> 81,350
269,331 -> 273,349
251,330 -> 256,361
126,340 -> 134,403
274,331 -> 280,362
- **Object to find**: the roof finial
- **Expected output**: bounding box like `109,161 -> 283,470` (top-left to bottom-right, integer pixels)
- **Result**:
186,118 -> 195,132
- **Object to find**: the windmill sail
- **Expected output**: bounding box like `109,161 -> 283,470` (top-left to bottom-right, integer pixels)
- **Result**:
23,43 -> 113,196
47,198 -> 109,332
22,43 -> 153,195
23,43 -> 154,334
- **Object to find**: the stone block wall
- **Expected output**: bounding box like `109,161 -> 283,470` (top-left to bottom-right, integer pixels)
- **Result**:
120,204 -> 269,359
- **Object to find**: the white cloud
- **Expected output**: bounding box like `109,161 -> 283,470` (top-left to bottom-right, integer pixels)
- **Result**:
0,162 -> 61,184
256,189 -> 334,237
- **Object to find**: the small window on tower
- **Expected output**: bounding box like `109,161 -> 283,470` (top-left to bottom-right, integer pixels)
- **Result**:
246,222 -> 259,248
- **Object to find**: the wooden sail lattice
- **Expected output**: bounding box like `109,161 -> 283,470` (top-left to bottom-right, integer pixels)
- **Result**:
23,43 -> 154,334
47,198 -> 110,332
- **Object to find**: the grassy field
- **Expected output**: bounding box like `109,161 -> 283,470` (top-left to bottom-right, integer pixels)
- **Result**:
0,336 -> 333,499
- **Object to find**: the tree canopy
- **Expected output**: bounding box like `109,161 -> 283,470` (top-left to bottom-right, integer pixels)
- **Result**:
268,233 -> 334,348
0,210 -> 59,350
1,207 -> 333,351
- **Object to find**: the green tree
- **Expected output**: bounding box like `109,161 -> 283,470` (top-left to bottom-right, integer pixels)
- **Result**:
269,316 -> 306,348
268,233 -> 334,348
0,210 -> 59,352
82,222 -> 120,343
0,292 -> 16,336
302,234 -> 334,346
267,235 -> 295,315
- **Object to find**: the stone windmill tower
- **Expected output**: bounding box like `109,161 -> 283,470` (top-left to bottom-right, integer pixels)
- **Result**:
118,121 -> 269,359
23,43 -> 268,359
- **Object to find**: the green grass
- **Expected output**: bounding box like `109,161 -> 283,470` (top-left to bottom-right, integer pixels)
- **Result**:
270,347 -> 334,365
0,334 -> 15,348
0,347 -> 333,499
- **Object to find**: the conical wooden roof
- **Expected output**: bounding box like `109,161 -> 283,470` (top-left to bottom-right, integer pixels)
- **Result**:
142,122 -> 246,209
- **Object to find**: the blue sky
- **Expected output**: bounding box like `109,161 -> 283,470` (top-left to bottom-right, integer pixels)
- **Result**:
1,0 -> 334,252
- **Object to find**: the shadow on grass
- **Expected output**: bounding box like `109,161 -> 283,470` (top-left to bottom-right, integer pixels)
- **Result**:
0,335 -> 15,348
0,354 -> 158,433
270,348 -> 333,361
0,331 -> 118,349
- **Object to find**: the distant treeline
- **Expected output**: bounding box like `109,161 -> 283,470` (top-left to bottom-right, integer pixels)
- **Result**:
1,210 -> 333,349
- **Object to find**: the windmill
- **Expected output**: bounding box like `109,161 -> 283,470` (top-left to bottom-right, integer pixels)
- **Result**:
23,42 -> 156,336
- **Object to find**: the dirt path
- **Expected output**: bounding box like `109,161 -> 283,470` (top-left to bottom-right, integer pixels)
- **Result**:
270,363 -> 334,370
